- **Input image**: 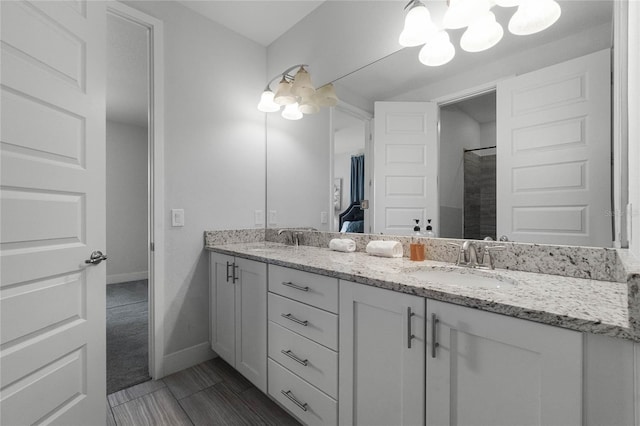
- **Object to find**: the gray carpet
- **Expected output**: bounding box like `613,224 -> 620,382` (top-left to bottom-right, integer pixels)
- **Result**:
107,280 -> 150,394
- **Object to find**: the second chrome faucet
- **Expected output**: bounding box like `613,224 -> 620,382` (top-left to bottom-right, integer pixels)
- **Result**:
449,240 -> 505,270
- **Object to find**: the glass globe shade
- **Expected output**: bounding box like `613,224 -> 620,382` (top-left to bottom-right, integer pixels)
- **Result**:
291,67 -> 315,97
274,78 -> 297,105
315,84 -> 339,107
443,0 -> 491,30
508,0 -> 561,36
257,90 -> 280,112
418,31 -> 455,67
399,2 -> 437,47
460,11 -> 504,52
282,103 -> 303,120
299,97 -> 320,114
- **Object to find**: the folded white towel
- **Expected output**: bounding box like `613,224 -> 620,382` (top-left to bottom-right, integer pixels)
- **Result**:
329,238 -> 356,253
365,240 -> 403,258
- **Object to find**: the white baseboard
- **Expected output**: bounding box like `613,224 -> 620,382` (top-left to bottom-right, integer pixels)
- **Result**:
162,341 -> 216,377
107,271 -> 148,285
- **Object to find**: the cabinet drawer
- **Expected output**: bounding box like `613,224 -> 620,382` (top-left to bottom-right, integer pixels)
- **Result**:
268,359 -> 337,426
269,265 -> 338,313
268,321 -> 338,399
268,293 -> 338,350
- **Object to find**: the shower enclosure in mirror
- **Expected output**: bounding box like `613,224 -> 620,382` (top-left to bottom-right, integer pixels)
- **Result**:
265,0 -> 623,248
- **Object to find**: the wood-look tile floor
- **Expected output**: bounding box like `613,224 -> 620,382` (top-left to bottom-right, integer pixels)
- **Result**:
107,357 -> 301,426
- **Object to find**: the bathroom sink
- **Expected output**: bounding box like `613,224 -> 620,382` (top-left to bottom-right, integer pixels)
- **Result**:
404,266 -> 517,289
247,244 -> 295,253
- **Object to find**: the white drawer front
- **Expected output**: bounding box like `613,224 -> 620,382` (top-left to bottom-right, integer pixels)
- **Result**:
269,265 -> 338,313
268,321 -> 338,399
268,293 -> 338,350
268,359 -> 337,426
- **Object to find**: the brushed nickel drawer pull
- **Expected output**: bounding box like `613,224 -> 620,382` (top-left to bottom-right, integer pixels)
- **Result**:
226,261 -> 233,282
431,313 -> 440,358
281,349 -> 308,366
233,263 -> 239,283
281,313 -> 308,326
407,307 -> 416,349
281,390 -> 308,412
282,281 -> 310,292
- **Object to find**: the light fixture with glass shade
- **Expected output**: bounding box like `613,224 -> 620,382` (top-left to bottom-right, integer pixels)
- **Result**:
257,64 -> 339,120
399,0 -> 561,67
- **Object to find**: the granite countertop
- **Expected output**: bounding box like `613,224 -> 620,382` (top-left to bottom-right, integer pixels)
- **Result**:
206,241 -> 634,341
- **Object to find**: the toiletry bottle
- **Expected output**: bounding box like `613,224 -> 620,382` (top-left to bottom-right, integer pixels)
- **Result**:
413,219 -> 421,236
424,219 -> 436,237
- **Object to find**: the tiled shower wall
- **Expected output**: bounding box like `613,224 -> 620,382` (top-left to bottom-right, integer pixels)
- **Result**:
464,152 -> 496,240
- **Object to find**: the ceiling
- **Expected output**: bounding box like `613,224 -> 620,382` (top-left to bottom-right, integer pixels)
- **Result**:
177,1 -> 324,47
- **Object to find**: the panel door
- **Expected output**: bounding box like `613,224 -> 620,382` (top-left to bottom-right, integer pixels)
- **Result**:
426,300 -> 582,426
235,257 -> 267,392
210,253 -> 236,365
373,101 -> 439,235
0,1 -> 106,424
496,49 -> 611,246
339,280 -> 425,426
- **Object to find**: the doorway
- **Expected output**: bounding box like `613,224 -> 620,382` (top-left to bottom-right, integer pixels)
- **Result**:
439,91 -> 497,240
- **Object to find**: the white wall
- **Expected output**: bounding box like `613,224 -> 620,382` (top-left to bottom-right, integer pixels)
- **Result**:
629,2 -> 640,258
267,109 -> 330,230
124,1 -> 267,363
106,121 -> 148,284
480,122 -> 496,148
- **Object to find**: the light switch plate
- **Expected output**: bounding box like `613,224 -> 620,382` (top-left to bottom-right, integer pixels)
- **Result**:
269,210 -> 277,226
171,209 -> 185,227
320,211 -> 328,224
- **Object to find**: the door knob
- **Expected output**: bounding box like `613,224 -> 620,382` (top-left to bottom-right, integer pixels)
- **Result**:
85,250 -> 108,265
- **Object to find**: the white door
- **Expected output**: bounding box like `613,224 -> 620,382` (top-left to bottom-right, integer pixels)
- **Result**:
1,1 -> 106,424
373,101 -> 439,235
235,257 -> 267,392
210,253 -> 236,365
427,300 -> 582,426
339,280 -> 425,426
497,49 -> 611,246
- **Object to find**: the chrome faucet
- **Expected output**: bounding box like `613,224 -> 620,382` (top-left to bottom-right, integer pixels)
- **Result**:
449,240 -> 506,270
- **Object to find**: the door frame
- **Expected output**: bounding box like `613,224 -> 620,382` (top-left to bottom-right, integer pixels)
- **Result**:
329,102 -> 373,232
106,1 -> 166,379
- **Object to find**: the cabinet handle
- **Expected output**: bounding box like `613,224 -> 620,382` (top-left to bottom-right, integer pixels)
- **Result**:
233,263 -> 239,283
281,390 -> 308,412
407,307 -> 416,349
281,313 -> 308,327
281,349 -> 308,366
226,261 -> 233,282
281,281 -> 309,292
431,313 -> 440,358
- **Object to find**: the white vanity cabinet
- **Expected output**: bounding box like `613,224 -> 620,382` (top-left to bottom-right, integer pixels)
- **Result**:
426,299 -> 583,426
209,253 -> 267,392
267,265 -> 339,426
339,280 -> 426,426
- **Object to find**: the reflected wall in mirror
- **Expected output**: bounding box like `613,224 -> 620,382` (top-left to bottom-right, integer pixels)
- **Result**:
266,0 -> 622,247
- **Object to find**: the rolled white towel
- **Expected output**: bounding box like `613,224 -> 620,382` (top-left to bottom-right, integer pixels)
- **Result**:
365,240 -> 403,258
329,238 -> 356,253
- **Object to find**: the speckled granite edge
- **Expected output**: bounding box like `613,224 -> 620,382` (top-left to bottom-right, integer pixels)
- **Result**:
264,229 -> 625,283
204,229 -> 265,246
206,242 -> 635,342
616,249 -> 640,339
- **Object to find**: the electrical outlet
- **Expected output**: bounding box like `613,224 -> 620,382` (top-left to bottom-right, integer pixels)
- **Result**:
320,211 -> 328,224
254,210 -> 264,226
269,210 -> 277,226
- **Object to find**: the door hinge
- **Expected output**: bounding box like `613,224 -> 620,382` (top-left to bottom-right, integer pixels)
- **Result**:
150,242 -> 155,252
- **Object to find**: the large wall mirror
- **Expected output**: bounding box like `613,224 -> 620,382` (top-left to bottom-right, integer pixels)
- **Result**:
266,0 -> 623,247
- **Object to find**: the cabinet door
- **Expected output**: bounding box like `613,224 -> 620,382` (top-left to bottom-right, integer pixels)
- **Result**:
340,280 -> 425,426
235,257 -> 267,392
210,253 -> 236,365
427,300 -> 582,426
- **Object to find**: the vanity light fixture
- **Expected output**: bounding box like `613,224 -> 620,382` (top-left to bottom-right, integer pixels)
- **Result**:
400,0 -> 562,66
257,64 -> 339,120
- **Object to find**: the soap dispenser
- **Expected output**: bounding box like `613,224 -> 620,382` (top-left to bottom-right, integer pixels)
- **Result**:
424,219 -> 436,238
413,219 -> 421,236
